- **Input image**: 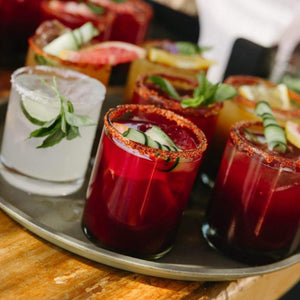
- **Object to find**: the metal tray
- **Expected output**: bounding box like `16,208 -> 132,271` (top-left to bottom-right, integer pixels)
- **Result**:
0,91 -> 299,281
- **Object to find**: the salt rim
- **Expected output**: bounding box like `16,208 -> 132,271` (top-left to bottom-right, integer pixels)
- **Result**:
134,73 -> 223,118
230,120 -> 300,172
224,75 -> 300,119
11,65 -> 106,106
104,104 -> 207,161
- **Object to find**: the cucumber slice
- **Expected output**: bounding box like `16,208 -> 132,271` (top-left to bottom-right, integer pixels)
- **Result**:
21,96 -> 60,126
255,101 -> 287,152
43,22 -> 99,56
145,125 -> 180,151
123,128 -> 148,146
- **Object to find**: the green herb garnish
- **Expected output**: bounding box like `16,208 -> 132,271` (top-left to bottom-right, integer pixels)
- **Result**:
148,75 -> 180,100
86,3 -> 104,14
26,77 -> 95,148
148,72 -> 237,108
112,0 -> 126,3
175,42 -> 211,55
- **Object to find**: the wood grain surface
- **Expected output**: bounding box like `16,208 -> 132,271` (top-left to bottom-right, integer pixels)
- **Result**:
0,210 -> 299,300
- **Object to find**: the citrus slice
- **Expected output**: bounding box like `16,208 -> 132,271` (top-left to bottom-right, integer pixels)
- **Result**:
147,48 -> 214,69
21,96 -> 60,126
239,84 -> 291,110
285,121 -> 300,149
59,41 -> 146,65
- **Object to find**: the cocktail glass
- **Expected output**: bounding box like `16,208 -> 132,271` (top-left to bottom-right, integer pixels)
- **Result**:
206,75 -> 300,182
0,0 -> 42,68
125,40 -> 214,103
82,104 -> 207,258
132,73 -> 222,145
26,20 -> 112,86
41,0 -> 115,42
0,66 -> 106,196
90,0 -> 153,44
202,120 -> 300,264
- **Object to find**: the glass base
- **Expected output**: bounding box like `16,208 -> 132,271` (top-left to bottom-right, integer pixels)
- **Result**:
202,222 -> 289,266
82,223 -> 173,260
0,164 -> 84,196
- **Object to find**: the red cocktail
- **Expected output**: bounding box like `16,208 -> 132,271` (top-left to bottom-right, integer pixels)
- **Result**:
41,0 -> 115,41
82,104 -> 207,258
0,0 -> 42,67
132,73 -> 223,145
203,121 -> 300,264
90,0 -> 153,44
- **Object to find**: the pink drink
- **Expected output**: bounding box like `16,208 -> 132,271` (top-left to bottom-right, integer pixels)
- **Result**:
132,73 -> 223,145
203,121 -> 300,264
82,105 -> 207,258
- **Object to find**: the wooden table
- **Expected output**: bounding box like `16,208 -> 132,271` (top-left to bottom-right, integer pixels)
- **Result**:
0,69 -> 299,300
0,210 -> 299,300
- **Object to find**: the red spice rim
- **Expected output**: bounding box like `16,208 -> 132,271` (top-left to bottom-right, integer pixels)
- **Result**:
135,73 -> 223,118
28,37 -> 110,69
224,75 -> 300,119
90,0 -> 153,18
104,104 -> 207,161
230,120 -> 300,172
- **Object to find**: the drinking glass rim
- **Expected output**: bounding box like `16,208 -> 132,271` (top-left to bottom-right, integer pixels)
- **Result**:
28,37 -> 112,69
11,65 -> 106,105
231,120 -> 300,172
135,73 -> 223,118
224,75 -> 300,118
105,104 -> 207,161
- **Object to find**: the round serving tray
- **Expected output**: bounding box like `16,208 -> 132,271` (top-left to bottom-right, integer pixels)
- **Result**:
0,91 -> 299,281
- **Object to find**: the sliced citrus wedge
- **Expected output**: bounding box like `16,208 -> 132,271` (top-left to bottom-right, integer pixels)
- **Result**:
239,84 -> 291,110
147,48 -> 214,69
21,96 -> 60,126
285,120 -> 300,149
59,41 -> 146,65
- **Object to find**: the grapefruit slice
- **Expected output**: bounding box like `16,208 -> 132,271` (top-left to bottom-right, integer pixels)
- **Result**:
286,121 -> 300,149
59,41 -> 146,65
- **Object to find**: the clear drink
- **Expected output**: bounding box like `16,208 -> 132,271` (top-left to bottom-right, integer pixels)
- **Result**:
0,66 -> 106,196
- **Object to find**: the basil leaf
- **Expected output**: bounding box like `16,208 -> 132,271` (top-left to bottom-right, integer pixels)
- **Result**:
148,75 -> 181,100
65,111 -> 95,126
112,0 -> 126,3
67,125 -> 80,140
37,128 -> 66,148
27,118 -> 61,139
211,83 -> 237,103
86,3 -> 104,14
181,96 -> 205,108
175,42 -> 211,55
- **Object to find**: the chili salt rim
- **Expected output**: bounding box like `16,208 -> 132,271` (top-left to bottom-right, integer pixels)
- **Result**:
230,120 -> 300,172
134,73 -> 223,118
104,104 -> 207,161
224,75 -> 300,119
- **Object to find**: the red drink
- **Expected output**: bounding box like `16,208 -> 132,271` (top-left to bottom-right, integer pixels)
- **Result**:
203,121 -> 300,264
90,0 -> 153,44
132,73 -> 223,145
41,0 -> 115,41
82,105 -> 207,258
0,0 -> 42,67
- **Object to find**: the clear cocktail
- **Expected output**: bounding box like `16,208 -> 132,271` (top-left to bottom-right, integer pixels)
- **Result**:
0,66 -> 105,196
82,104 -> 207,258
203,120 -> 300,264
